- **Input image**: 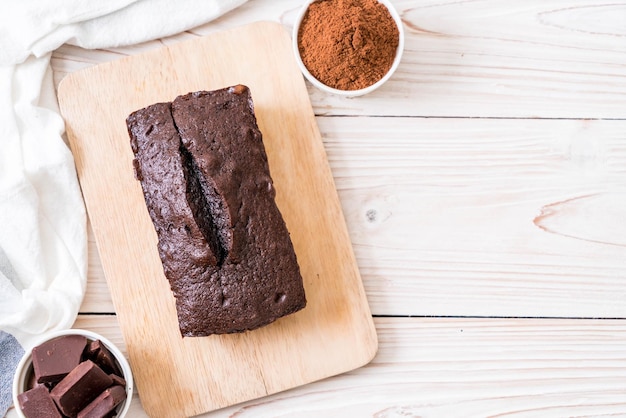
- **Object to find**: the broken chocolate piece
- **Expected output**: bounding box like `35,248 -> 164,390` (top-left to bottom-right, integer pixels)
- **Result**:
109,373 -> 126,387
50,360 -> 113,418
32,335 -> 87,384
85,340 -> 122,376
17,385 -> 62,418
77,385 -> 127,418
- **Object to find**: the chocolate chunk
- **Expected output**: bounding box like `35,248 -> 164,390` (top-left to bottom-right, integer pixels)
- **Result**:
17,385 -> 62,418
50,360 -> 113,418
85,340 -> 122,376
77,385 -> 127,418
32,335 -> 87,384
109,373 -> 126,387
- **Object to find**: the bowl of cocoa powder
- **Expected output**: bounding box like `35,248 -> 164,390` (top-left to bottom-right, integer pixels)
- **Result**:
293,0 -> 404,97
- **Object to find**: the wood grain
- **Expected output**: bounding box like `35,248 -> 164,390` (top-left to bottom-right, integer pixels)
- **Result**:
322,117 -> 626,318
222,317 -> 626,417
81,117 -> 626,318
35,0 -> 626,417
58,22 -> 376,418
10,315 -> 623,418
51,0 -> 626,118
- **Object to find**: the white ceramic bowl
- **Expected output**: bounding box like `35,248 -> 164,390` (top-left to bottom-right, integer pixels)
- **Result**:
12,329 -> 133,418
293,0 -> 405,97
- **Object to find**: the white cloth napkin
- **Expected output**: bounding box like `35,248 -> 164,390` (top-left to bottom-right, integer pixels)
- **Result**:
0,1 -> 247,415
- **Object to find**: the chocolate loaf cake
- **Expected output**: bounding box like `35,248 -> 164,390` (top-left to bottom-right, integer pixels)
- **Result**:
127,85 -> 306,337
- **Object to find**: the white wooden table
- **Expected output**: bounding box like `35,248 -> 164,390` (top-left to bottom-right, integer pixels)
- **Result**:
13,0 -> 626,416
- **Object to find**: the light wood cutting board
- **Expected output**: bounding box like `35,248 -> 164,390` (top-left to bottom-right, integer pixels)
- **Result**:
58,21 -> 377,418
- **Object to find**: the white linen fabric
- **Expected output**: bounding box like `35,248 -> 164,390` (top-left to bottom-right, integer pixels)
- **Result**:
0,1 -> 246,414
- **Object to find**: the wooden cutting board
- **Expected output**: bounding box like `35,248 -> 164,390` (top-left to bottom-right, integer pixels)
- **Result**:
58,21 -> 377,418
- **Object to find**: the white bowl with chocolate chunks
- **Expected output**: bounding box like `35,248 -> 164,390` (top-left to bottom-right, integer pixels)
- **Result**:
12,329 -> 133,418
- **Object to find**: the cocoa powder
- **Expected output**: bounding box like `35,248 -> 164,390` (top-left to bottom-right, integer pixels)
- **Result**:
297,0 -> 400,91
